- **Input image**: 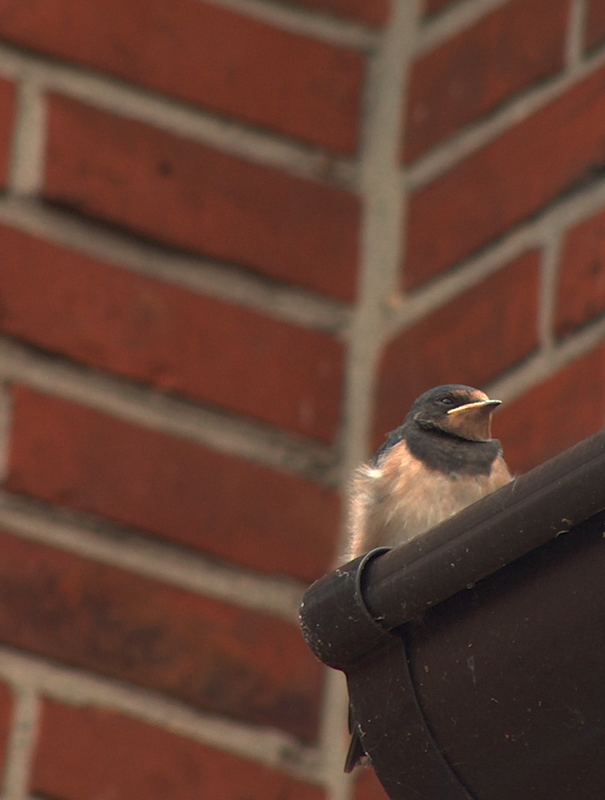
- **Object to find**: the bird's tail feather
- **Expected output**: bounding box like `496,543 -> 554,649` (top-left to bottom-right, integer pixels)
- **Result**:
344,729 -> 366,773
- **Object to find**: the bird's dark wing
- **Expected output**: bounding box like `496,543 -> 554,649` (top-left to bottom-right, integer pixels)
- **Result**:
372,425 -> 405,467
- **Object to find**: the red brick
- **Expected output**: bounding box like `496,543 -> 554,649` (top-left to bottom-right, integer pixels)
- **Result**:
585,1 -> 605,51
0,77 -> 15,187
0,682 -> 13,780
424,0 -> 460,16
0,532 -> 322,741
280,0 -> 390,25
7,387 -> 340,582
33,700 -> 323,800
497,345 -> 605,474
406,0 -> 569,161
43,95 -> 360,301
556,207 -> 605,338
0,225 -> 343,442
355,768 -> 387,799
374,251 -> 540,442
405,63 -> 605,289
0,0 -> 362,153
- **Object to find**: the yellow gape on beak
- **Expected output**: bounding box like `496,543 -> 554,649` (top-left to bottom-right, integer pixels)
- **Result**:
445,398 -> 502,441
446,399 -> 502,416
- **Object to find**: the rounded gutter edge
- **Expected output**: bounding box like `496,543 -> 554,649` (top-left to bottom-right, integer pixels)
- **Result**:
298,547 -> 393,670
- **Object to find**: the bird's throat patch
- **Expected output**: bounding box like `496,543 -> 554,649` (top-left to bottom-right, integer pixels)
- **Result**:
404,425 -> 501,476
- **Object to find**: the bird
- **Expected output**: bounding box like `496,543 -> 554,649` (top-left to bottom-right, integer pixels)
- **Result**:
341,384 -> 512,771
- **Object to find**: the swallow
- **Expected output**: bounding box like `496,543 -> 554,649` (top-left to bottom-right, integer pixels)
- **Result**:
342,384 -> 512,771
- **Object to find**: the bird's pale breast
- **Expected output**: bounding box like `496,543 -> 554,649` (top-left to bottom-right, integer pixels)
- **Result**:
343,440 -> 511,562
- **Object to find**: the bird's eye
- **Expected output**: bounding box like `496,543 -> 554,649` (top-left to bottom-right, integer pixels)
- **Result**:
439,396 -> 455,406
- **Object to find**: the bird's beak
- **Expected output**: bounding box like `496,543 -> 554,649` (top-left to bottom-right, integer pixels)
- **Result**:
444,398 -> 502,442
446,399 -> 502,416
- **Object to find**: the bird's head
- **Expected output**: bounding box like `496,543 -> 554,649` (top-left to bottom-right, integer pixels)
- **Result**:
408,384 -> 502,443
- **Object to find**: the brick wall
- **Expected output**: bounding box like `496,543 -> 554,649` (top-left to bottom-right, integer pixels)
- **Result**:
0,1 -> 603,799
